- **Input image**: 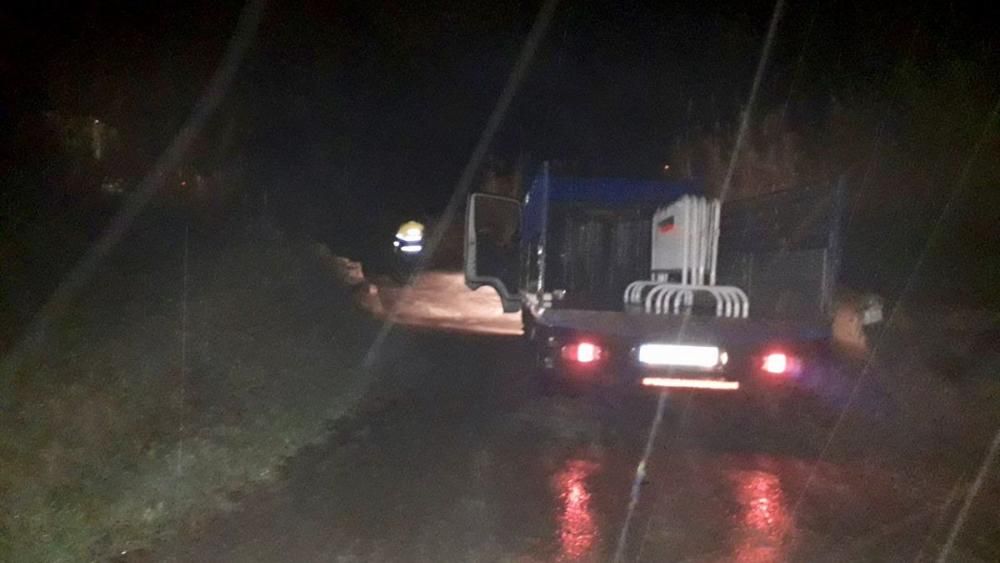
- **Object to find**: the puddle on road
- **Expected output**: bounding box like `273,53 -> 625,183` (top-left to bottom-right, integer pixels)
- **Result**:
553,458 -> 602,561
727,469 -> 794,562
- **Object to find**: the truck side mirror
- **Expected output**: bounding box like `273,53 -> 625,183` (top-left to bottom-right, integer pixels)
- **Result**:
465,193 -> 522,313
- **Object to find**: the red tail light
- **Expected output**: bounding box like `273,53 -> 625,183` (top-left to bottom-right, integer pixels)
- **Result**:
762,352 -> 788,374
561,342 -> 603,364
761,351 -> 802,377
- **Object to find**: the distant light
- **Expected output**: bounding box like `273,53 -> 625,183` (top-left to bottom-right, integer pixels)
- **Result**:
663,164 -> 671,171
393,240 -> 400,247
180,181 -> 187,187
400,244 -> 423,253
94,119 -> 100,124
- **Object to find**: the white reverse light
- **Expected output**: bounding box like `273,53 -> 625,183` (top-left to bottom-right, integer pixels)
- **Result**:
638,344 -> 722,368
400,244 -> 423,253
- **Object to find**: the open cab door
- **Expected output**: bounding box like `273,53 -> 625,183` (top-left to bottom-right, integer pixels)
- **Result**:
465,193 -> 522,313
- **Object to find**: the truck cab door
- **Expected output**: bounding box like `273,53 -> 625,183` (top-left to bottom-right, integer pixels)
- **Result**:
465,193 -> 522,313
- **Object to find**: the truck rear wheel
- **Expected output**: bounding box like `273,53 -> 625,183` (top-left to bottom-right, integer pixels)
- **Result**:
534,355 -> 580,397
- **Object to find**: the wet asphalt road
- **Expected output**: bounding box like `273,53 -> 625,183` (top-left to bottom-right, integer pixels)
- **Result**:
159,326 -> 999,562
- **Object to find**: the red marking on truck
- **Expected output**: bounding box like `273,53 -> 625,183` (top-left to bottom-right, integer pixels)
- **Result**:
657,216 -> 676,233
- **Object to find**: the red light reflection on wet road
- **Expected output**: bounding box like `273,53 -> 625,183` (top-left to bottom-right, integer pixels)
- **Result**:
728,469 -> 795,562
553,459 -> 600,561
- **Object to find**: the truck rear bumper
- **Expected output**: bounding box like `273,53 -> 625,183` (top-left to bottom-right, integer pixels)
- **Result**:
530,318 -> 824,397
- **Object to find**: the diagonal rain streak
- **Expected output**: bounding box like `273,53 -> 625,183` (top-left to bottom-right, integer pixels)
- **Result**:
361,0 -> 561,368
0,0 -> 268,391
937,424 -> 1000,562
791,94 -> 1000,538
612,391 -> 668,563
718,0 -> 786,203
612,1 -> 786,559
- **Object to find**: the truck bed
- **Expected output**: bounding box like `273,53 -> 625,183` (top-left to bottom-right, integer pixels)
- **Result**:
535,308 -> 830,348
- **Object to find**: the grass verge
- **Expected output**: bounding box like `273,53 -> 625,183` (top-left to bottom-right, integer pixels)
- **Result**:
0,215 -> 377,561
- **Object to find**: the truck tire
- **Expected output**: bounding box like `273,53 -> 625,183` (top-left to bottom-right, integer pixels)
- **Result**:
534,354 -> 572,397
534,358 -> 582,398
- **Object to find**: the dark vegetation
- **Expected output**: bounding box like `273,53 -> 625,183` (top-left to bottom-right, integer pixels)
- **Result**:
669,57 -> 1000,310
0,211 -> 378,561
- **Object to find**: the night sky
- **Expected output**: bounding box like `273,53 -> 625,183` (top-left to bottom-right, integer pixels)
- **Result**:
2,1 -> 997,242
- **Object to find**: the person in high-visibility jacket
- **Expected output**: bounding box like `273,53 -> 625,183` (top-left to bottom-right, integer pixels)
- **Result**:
393,220 -> 425,255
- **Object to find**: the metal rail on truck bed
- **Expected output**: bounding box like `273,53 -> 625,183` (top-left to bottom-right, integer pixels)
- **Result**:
534,308 -> 830,348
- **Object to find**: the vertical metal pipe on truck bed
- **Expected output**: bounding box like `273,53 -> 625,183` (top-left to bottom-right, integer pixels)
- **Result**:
537,161 -> 550,294
710,200 -> 721,286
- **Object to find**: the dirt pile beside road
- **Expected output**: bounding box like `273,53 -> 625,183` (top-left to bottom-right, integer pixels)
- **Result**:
373,271 -> 522,335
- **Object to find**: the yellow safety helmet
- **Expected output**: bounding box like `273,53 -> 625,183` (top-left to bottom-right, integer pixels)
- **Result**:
396,220 -> 425,242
